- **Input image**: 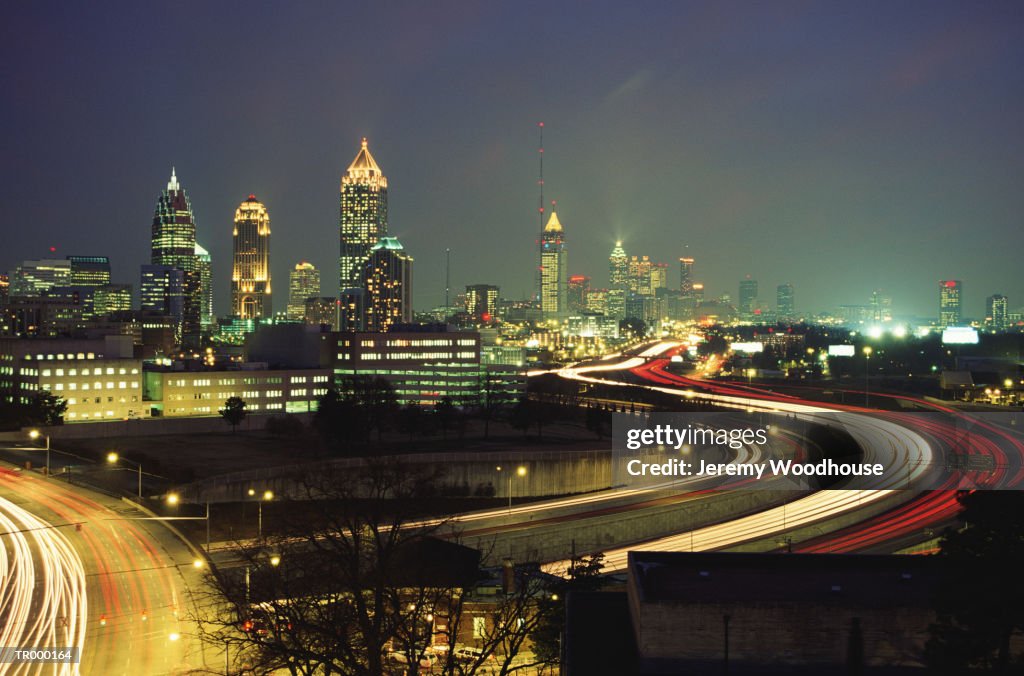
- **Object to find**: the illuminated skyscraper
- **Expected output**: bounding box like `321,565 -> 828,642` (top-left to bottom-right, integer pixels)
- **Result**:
628,256 -> 653,295
608,241 -> 628,319
140,265 -> 185,321
939,280 -> 962,327
231,195 -> 272,319
738,277 -> 758,317
340,138 -> 388,294
539,211 -> 567,317
195,243 -> 214,329
287,262 -> 321,321
151,168 -> 201,339
986,293 -> 1007,331
465,284 -> 499,321
11,259 -> 71,295
305,296 -> 339,329
870,289 -> 893,323
67,256 -> 111,287
364,237 -> 412,332
776,283 -> 794,320
567,275 -> 590,314
679,257 -> 695,296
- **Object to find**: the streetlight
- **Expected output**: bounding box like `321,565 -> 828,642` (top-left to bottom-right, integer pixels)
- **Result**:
28,429 -> 51,477
167,492 -> 212,551
496,466 -> 527,514
862,346 -> 873,408
107,451 -> 143,499
250,489 -> 273,538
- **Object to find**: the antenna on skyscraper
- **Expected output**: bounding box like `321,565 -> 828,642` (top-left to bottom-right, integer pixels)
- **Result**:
445,247 -> 451,313
537,121 -> 545,302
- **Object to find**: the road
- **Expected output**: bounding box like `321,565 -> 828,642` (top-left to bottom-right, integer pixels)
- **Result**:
0,464 -> 209,675
533,340 -> 1024,572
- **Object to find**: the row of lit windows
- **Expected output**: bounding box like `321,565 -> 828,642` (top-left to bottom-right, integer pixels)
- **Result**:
50,381 -> 138,392
358,351 -> 477,361
66,396 -> 139,405
67,410 -> 119,419
23,353 -> 97,361
42,367 -> 138,377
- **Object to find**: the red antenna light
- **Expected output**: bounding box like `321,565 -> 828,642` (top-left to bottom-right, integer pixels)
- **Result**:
49,246 -> 56,253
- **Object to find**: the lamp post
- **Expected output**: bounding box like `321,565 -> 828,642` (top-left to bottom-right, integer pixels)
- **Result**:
107,451 -> 142,499
249,489 -> 273,538
496,466 -> 527,515
862,346 -> 873,408
28,430 -> 51,477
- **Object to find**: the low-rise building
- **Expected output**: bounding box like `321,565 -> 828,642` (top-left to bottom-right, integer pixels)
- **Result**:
0,335 -> 143,421
143,366 -> 331,417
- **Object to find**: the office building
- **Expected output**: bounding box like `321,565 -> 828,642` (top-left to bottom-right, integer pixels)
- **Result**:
143,367 -> 331,417
939,280 -> 962,327
66,256 -> 111,287
679,256 -> 694,297
738,277 -> 758,317
566,276 -> 589,314
340,138 -> 388,297
986,294 -> 1008,331
195,242 -> 214,330
364,237 -> 412,332
0,335 -> 142,421
232,194 -> 272,319
465,284 -> 499,322
287,262 -> 321,321
540,211 -> 567,317
331,328 -> 487,407
93,284 -> 132,318
150,169 -> 201,339
10,259 -> 72,296
140,265 -> 185,341
777,283 -> 794,320
304,297 -> 338,329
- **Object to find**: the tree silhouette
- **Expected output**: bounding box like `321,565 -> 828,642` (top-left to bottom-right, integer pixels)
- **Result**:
220,396 -> 247,433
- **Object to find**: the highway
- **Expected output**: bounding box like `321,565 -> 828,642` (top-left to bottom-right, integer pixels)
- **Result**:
530,340 -> 1024,573
0,464 -> 208,675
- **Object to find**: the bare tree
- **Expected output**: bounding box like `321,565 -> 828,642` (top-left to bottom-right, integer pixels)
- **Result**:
192,460 -> 554,675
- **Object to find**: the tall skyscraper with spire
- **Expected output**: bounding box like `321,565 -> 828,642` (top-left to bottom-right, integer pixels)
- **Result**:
539,211 -> 567,317
608,240 -> 628,319
150,168 -> 201,341
340,138 -> 388,294
231,195 -> 272,319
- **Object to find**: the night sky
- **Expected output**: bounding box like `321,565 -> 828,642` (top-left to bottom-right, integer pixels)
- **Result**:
3,1 -> 1023,319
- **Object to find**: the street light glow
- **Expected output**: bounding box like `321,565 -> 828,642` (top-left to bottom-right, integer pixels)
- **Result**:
29,430 -> 40,440
106,452 -> 119,464
263,490 -> 274,501
516,466 -> 527,477
166,493 -> 179,506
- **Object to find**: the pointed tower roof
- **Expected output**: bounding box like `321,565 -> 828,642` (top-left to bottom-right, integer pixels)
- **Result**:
348,137 -> 382,175
544,211 -> 563,233
167,167 -> 180,192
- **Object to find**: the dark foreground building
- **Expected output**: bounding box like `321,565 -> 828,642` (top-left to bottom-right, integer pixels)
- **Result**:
565,552 -> 944,675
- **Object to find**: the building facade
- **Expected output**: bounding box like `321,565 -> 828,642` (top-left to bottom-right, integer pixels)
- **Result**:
539,211 -> 567,317
331,329 -> 490,407
287,262 -> 321,321
465,284 -> 499,322
232,195 -> 272,319
340,138 -> 388,305
144,367 -> 331,417
0,335 -> 143,421
939,280 -> 962,327
11,259 -> 72,296
195,242 -> 214,330
776,283 -> 794,320
150,169 -> 202,339
364,237 -> 413,332
986,293 -> 1008,331
738,277 -> 758,317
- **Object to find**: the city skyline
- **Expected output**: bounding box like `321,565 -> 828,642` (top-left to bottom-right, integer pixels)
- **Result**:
3,2 -> 1024,318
